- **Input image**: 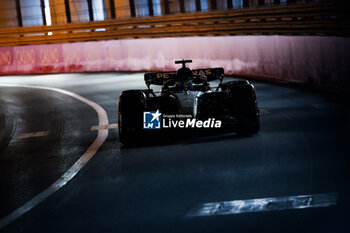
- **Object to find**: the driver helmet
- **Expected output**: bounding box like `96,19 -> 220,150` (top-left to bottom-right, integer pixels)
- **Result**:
177,67 -> 193,81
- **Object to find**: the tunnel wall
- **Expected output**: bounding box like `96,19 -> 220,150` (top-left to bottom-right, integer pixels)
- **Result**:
0,36 -> 349,90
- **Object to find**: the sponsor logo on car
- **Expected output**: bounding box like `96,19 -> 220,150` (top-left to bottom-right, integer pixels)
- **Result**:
155,69 -> 212,79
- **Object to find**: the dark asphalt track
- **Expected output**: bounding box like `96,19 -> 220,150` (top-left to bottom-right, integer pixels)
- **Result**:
0,73 -> 349,233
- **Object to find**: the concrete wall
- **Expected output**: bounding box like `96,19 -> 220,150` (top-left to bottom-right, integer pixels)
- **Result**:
0,36 -> 349,90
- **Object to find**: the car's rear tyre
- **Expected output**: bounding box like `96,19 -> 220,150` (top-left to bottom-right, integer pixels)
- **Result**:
118,90 -> 146,145
227,82 -> 260,136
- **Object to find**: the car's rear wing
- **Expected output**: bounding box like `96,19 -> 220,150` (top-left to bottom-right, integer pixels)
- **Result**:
144,68 -> 224,87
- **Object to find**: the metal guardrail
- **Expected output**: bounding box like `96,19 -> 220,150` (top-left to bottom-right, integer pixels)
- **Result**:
0,3 -> 348,47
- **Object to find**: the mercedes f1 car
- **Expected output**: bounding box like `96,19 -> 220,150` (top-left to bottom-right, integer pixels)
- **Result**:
118,60 -> 259,144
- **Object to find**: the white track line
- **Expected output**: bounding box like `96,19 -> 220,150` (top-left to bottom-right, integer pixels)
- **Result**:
18,131 -> 49,139
91,123 -> 118,131
186,193 -> 337,218
0,84 -> 109,230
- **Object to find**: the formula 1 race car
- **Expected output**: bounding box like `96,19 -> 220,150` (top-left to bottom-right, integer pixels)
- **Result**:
118,60 -> 259,144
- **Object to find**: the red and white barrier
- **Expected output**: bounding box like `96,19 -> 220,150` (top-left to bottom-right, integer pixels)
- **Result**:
0,36 -> 349,90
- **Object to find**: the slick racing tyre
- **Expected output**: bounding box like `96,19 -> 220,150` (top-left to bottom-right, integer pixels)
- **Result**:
226,82 -> 260,136
118,90 -> 146,145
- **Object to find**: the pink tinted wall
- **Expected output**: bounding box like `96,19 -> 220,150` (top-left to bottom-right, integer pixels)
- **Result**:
0,36 -> 349,90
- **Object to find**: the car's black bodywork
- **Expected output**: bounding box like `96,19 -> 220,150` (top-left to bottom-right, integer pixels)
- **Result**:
118,60 -> 259,144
